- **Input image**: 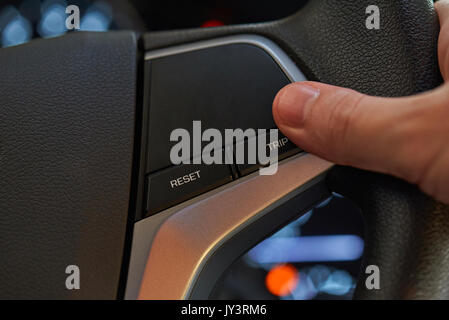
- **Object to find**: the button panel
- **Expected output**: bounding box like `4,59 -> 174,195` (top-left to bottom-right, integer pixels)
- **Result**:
142,38 -> 307,217
146,43 -> 290,173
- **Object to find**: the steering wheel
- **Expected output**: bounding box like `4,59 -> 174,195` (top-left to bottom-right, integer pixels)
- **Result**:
1,0 -> 448,300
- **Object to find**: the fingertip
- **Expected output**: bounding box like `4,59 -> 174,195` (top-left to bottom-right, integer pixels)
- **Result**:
272,82 -> 320,129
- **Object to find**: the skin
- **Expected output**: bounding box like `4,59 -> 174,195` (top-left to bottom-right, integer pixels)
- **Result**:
273,0 -> 449,204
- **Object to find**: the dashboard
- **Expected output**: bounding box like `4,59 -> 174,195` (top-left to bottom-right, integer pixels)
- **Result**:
0,0 -> 308,47
212,195 -> 364,300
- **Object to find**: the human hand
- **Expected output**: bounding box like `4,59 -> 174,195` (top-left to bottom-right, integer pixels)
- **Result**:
273,0 -> 449,204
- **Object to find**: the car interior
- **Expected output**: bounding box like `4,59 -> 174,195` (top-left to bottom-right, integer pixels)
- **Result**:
0,0 -> 448,301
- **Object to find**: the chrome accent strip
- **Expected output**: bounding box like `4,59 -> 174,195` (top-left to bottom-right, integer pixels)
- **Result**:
136,154 -> 332,299
125,35 -> 328,300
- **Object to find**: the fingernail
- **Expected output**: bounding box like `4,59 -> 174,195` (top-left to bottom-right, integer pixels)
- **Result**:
274,84 -> 319,128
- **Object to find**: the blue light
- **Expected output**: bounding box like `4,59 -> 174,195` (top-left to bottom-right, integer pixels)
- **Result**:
319,270 -> 354,295
0,6 -> 32,47
270,211 -> 313,238
80,2 -> 112,32
38,2 -> 67,38
248,235 -> 364,264
80,11 -> 110,31
288,272 -> 318,300
315,196 -> 333,209
287,266 -> 355,299
1,14 -> 32,47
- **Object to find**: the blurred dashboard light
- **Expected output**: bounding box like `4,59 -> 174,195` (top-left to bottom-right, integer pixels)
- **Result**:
38,1 -> 67,38
248,235 -> 364,264
315,196 -> 333,209
270,211 -> 312,239
319,269 -> 353,296
0,6 -> 32,47
265,264 -> 298,297
81,1 -> 112,31
289,266 -> 354,300
289,272 -> 318,300
201,19 -> 224,28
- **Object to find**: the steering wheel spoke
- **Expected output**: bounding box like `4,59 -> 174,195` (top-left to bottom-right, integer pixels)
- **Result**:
0,0 -> 446,299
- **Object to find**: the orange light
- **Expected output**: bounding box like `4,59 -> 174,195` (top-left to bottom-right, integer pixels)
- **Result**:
265,264 -> 299,297
201,19 -> 225,28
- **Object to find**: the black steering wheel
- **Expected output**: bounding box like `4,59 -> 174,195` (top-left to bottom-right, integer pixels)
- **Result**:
1,0 -> 448,299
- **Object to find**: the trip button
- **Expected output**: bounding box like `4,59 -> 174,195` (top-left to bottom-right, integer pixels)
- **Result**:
236,131 -> 302,176
145,163 -> 233,215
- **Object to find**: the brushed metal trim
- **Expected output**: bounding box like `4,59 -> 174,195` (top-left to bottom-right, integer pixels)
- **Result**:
137,154 -> 333,299
127,34 -> 330,299
144,34 -> 307,83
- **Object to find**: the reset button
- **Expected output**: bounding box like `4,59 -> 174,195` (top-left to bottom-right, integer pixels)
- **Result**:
145,163 -> 233,215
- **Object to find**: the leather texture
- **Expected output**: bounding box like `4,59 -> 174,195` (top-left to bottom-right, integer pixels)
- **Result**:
328,168 -> 449,300
143,0 -> 441,96
143,0 -> 448,299
0,31 -> 137,299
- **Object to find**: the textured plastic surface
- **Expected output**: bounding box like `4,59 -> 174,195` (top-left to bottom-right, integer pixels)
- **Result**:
0,32 -> 137,299
143,0 -> 448,299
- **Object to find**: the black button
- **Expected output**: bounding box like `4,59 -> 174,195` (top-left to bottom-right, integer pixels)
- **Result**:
145,163 -> 233,215
146,43 -> 290,173
236,131 -> 302,176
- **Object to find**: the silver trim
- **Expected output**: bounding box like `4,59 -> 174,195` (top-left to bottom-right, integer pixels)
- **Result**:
125,34 -> 326,300
144,34 -> 307,83
134,154 -> 333,299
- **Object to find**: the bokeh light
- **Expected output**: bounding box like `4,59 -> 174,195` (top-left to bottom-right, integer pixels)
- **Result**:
201,19 -> 224,28
80,1 -> 112,31
37,0 -> 67,38
265,264 -> 299,297
248,234 -> 364,264
0,6 -> 32,47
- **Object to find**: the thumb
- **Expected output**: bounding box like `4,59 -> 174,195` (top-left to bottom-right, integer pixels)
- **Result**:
272,81 -> 449,185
